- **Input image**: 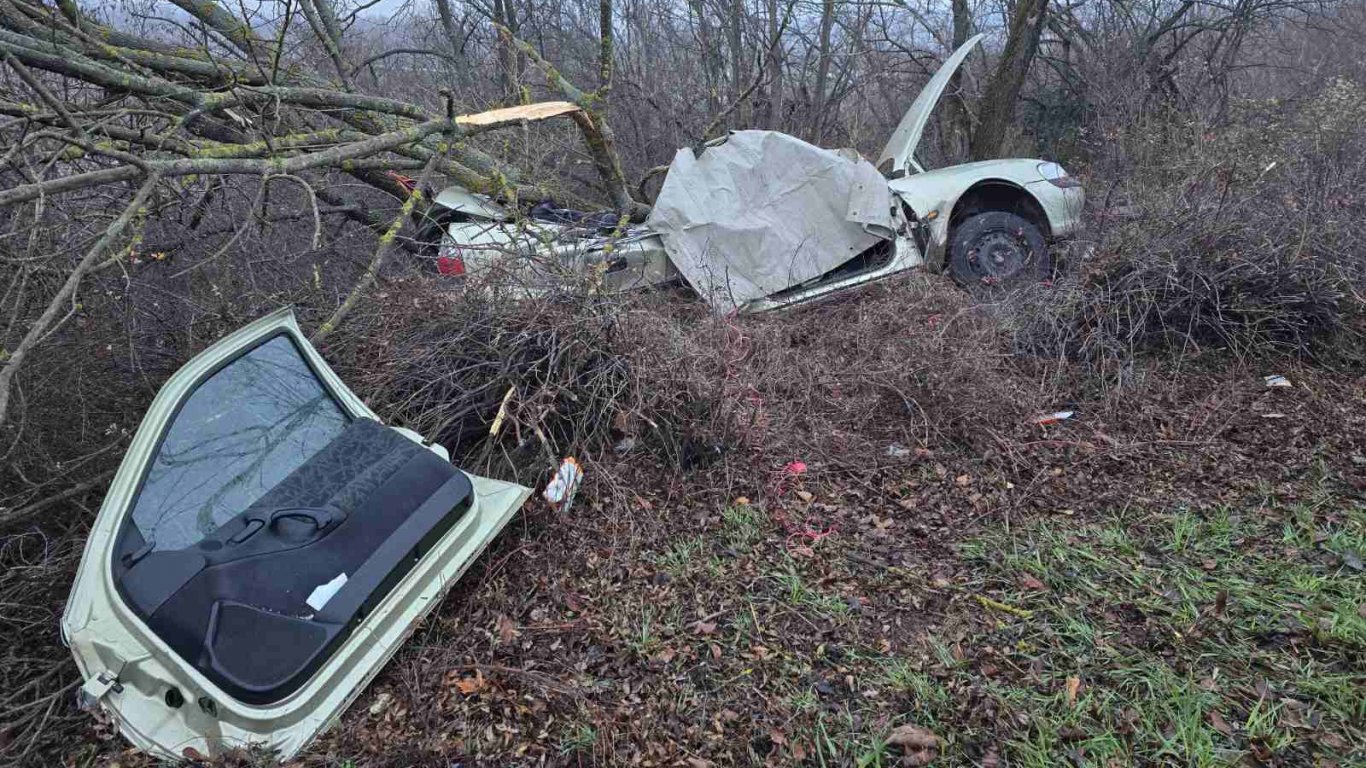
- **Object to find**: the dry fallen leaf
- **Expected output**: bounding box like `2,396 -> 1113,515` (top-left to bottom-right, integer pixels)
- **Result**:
1065,676 -> 1082,706
455,670 -> 486,696
886,724 -> 940,766
693,620 -> 718,635
1021,573 -> 1047,591
1207,709 -> 1234,736
796,490 -> 815,503
368,691 -> 393,716
1318,731 -> 1349,750
495,614 -> 519,645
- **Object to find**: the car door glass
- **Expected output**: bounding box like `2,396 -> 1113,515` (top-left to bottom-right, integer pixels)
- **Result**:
129,335 -> 349,551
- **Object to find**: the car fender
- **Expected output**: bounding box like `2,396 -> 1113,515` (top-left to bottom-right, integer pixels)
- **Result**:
888,158 -> 1074,272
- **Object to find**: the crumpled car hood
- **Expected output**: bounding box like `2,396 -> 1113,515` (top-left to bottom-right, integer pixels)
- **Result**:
646,130 -> 894,312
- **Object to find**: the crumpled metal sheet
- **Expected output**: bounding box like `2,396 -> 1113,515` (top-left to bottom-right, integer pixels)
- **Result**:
645,130 -> 895,312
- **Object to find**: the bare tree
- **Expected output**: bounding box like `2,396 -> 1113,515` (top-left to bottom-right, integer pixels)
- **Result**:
971,0 -> 1051,159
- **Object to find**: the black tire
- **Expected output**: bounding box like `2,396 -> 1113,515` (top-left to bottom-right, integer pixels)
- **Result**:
947,211 -> 1051,294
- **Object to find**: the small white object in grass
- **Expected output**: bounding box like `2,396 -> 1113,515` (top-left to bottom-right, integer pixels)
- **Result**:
306,572 -> 347,612
886,444 -> 912,458
1264,375 -> 1291,388
543,457 -> 583,513
1032,410 -> 1074,425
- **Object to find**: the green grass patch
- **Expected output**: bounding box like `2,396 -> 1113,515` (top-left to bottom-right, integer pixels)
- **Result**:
953,501 -> 1365,766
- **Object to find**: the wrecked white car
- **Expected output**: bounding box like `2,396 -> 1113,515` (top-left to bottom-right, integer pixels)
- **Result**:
62,309 -> 531,760
423,33 -> 1083,312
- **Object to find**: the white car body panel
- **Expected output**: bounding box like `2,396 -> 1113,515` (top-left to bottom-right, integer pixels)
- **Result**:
876,33 -> 985,175
889,159 -> 1085,269
62,308 -> 531,761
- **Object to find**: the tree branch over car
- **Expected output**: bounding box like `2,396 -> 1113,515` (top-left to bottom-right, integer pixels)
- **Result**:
0,0 -> 640,427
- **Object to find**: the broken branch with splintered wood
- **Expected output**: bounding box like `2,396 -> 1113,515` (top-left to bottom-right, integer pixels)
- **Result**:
0,103 -> 581,208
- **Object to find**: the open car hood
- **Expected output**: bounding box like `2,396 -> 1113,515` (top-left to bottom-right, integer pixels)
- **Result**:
61,308 -> 530,761
875,33 -> 983,176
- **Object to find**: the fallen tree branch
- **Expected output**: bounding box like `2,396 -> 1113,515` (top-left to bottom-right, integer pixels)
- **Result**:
0,469 -> 114,530
313,151 -> 447,343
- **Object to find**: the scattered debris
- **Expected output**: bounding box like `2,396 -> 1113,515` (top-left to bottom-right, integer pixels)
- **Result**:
1264,374 -> 1292,387
543,457 -> 583,513
886,443 -> 912,458
367,692 -> 393,717
1341,550 -> 1364,572
1207,709 -> 1234,736
1032,410 -> 1075,426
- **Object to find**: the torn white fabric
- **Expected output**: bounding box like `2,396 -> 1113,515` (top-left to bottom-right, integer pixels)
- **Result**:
646,131 -> 895,312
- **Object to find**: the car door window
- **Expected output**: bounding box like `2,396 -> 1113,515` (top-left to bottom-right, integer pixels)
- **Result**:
129,335 -> 349,551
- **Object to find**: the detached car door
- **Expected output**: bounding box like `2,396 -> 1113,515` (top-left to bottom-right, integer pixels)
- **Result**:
62,308 -> 530,761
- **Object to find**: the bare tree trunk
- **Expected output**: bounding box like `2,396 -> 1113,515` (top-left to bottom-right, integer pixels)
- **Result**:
943,0 -> 973,161
811,0 -> 835,140
970,0 -> 1050,160
688,0 -> 721,115
434,0 -> 465,62
765,0 -> 785,128
493,0 -> 523,101
727,0 -> 747,124
599,0 -> 615,95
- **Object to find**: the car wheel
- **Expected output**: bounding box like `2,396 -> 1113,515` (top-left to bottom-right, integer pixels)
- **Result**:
947,211 -> 1050,293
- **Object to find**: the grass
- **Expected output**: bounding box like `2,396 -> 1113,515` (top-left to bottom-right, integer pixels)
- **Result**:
722,502 -> 769,551
769,558 -> 853,619
295,441 -> 1365,767
558,723 -> 598,756
948,500 -> 1366,766
653,536 -> 707,578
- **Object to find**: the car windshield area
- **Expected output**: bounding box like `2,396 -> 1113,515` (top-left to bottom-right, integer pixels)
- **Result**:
128,335 -> 349,552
